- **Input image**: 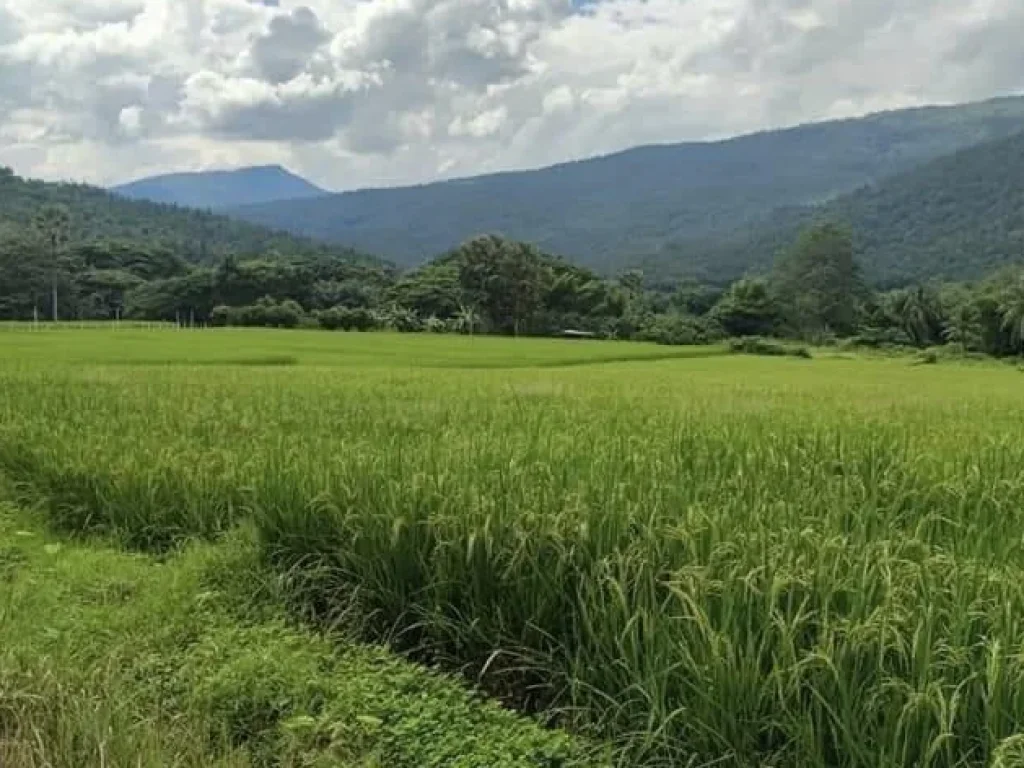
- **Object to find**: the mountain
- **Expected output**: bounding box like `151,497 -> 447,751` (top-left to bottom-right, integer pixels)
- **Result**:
652,130 -> 1024,287
112,165 -> 326,210
0,166 -> 373,266
227,95 -> 1024,273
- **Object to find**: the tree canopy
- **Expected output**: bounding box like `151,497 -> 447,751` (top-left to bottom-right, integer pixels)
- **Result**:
771,224 -> 863,336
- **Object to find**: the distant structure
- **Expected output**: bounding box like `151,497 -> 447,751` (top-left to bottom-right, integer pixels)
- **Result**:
561,330 -> 597,339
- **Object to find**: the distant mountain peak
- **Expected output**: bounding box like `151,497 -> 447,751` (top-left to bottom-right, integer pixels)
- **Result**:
111,165 -> 326,210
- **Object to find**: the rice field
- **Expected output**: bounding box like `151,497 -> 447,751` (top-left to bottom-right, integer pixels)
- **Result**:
4,329 -> 1024,767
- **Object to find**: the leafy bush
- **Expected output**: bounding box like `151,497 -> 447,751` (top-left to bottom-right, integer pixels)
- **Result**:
317,306 -> 377,332
848,326 -> 914,348
347,308 -> 376,332
424,315 -> 448,333
636,313 -> 722,346
317,306 -> 351,331
383,307 -> 423,333
210,304 -> 232,327
213,297 -> 306,329
249,298 -> 304,329
729,336 -> 812,358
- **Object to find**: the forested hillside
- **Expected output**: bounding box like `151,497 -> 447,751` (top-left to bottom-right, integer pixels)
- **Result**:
228,96 -> 1024,271
0,167 -> 367,265
0,165 -> 388,321
112,165 -> 326,210
654,130 -> 1024,286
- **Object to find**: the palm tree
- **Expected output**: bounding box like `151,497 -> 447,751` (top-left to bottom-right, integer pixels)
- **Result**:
454,304 -> 481,336
32,204 -> 70,322
1000,275 -> 1024,352
886,287 -> 937,347
942,302 -> 982,351
424,315 -> 446,333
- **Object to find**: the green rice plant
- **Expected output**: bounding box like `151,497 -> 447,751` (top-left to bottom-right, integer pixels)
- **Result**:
5,329 -> 1024,766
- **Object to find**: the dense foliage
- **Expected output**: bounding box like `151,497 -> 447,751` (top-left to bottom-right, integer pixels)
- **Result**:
227,96 -> 1024,276
0,198 -> 634,336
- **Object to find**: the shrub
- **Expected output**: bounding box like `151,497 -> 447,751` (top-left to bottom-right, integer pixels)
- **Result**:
317,306 -> 353,331
210,305 -> 232,327
388,308 -> 423,333
848,327 -> 914,348
255,298 -> 304,329
636,313 -> 722,346
424,316 -> 448,334
729,336 -> 812,358
318,306 -> 381,332
347,308 -> 376,332
216,298 -> 307,329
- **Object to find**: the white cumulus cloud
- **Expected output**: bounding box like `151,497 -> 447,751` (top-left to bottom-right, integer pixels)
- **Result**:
0,0 -> 1020,189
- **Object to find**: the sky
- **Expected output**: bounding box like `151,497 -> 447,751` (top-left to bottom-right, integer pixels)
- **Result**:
0,0 -> 1021,191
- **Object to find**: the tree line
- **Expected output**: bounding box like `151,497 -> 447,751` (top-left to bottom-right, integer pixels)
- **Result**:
5,202 -> 1024,357
645,223 -> 1024,357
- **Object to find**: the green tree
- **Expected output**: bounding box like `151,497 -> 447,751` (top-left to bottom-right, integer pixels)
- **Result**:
711,277 -> 779,337
125,268 -> 216,322
618,270 -> 645,299
457,235 -> 549,335
32,204 -> 71,321
999,275 -> 1024,352
73,241 -> 188,281
390,261 -> 461,319
0,227 -> 48,319
76,269 -> 144,320
614,269 -> 655,336
771,223 -> 863,336
942,302 -> 983,351
885,286 -> 942,347
454,304 -> 481,336
671,279 -> 720,316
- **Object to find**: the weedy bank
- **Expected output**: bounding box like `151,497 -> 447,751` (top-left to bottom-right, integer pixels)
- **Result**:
4,329 -> 1024,767
0,500 -> 587,767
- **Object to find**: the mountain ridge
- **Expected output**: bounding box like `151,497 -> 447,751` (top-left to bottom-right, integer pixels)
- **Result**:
650,129 -> 1024,286
225,94 -> 1024,271
112,165 -> 326,210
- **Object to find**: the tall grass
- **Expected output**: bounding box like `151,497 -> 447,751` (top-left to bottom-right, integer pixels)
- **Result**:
4,330 -> 1024,765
